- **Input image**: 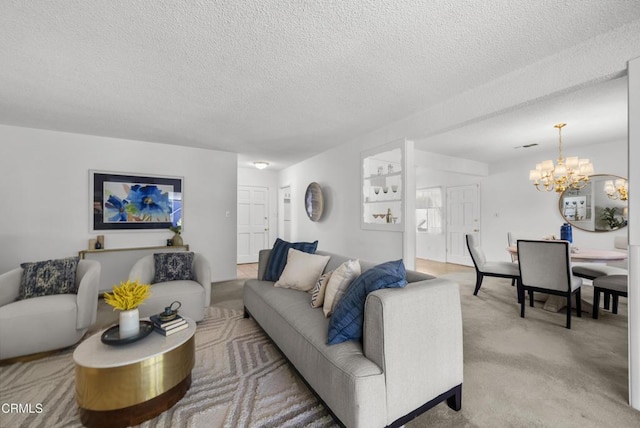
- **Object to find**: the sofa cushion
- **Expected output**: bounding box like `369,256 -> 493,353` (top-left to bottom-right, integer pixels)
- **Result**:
274,249 -> 330,292
19,257 -> 79,300
264,238 -> 318,281
323,259 -> 361,317
328,259 -> 407,345
153,252 -> 194,283
310,271 -> 333,308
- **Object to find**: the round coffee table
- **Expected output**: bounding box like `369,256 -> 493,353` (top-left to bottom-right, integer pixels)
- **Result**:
73,318 -> 196,428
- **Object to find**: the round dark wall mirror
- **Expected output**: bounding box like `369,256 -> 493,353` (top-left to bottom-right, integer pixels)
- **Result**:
305,182 -> 324,222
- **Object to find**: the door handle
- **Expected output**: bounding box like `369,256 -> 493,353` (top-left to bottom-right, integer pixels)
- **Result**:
473,229 -> 479,232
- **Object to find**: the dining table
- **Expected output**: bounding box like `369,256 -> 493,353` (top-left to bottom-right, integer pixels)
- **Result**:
506,245 -> 628,263
506,244 -> 628,313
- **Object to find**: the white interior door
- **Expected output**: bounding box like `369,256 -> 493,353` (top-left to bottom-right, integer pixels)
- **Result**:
446,184 -> 480,266
237,186 -> 269,264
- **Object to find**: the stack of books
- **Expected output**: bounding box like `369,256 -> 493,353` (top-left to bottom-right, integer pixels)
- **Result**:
150,314 -> 188,336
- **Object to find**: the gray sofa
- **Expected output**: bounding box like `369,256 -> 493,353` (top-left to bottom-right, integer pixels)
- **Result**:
243,249 -> 463,428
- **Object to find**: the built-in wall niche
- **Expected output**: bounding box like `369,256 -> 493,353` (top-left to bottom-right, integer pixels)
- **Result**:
361,141 -> 405,231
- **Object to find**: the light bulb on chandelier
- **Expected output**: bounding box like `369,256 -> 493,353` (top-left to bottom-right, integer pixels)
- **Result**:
529,123 -> 594,193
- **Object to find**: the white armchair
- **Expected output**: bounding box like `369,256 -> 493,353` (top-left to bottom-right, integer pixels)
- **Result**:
128,253 -> 211,322
0,259 -> 100,361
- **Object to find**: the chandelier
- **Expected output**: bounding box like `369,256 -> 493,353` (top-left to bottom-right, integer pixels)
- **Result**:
604,178 -> 628,201
529,123 -> 594,193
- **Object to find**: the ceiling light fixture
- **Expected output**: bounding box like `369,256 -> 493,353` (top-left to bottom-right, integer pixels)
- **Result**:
529,123 -> 594,193
253,161 -> 269,170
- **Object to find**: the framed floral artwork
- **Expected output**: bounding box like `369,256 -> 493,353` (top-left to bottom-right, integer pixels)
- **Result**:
90,171 -> 183,231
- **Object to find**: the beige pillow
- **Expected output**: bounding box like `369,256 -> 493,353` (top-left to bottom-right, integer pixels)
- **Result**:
323,259 -> 361,317
310,271 -> 333,308
274,248 -> 330,292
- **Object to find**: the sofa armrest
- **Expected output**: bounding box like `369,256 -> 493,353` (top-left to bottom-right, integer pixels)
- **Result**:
0,268 -> 23,307
193,253 -> 212,306
76,260 -> 100,330
363,278 -> 463,424
128,255 -> 155,284
257,249 -> 272,280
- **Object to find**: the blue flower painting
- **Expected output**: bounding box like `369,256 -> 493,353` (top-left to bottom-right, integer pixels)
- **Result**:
103,182 -> 175,223
92,172 -> 182,231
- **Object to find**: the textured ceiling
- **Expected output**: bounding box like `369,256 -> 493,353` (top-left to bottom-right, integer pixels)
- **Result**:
1,1 -> 639,169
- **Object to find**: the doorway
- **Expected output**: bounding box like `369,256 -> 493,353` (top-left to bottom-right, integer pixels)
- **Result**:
237,186 -> 269,264
445,184 -> 480,266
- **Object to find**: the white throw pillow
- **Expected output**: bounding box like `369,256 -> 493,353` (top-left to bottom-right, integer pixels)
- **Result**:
274,248 -> 330,292
323,259 -> 361,317
310,271 -> 333,308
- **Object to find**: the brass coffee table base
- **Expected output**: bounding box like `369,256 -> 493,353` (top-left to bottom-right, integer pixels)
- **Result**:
79,375 -> 191,428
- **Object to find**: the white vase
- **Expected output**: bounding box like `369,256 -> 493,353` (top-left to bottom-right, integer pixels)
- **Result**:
119,308 -> 140,338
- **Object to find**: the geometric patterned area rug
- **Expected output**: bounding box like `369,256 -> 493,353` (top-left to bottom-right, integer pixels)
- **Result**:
0,306 -> 338,428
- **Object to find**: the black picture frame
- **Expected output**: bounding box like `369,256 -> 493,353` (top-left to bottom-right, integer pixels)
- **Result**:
91,171 -> 183,231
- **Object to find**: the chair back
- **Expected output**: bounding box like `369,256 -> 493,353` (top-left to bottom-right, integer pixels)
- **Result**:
517,240 -> 571,292
465,234 -> 486,270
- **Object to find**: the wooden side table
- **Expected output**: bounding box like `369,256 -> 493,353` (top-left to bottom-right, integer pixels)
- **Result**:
73,318 -> 196,428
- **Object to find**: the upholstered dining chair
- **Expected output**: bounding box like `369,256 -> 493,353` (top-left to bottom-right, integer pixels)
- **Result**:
517,240 -> 582,329
0,258 -> 100,361
466,234 -> 520,296
592,274 -> 628,319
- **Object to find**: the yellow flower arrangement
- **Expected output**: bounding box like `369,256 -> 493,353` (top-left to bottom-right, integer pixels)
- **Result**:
104,279 -> 151,311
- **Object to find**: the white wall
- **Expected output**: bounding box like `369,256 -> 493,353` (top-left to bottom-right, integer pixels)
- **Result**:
279,131 -> 407,263
237,166 -> 279,250
279,132 -> 628,267
481,139 -> 628,262
0,125 -> 238,281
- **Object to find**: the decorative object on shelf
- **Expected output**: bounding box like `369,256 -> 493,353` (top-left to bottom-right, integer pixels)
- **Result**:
560,223 -> 573,243
88,239 -> 97,250
169,224 -> 183,246
529,123 -> 594,193
104,279 -> 152,339
305,182 -> 324,222
604,178 -> 628,201
95,235 -> 104,250
388,164 -> 394,174
91,170 -> 183,231
377,166 -> 383,175
253,161 -> 269,170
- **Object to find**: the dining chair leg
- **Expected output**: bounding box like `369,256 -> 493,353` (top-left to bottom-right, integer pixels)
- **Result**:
566,294 -> 572,329
576,289 -> 582,318
612,294 -> 619,314
511,278 -> 516,286
518,280 -> 526,318
473,273 -> 484,296
604,292 -> 611,310
592,289 -> 601,319
529,290 -> 534,307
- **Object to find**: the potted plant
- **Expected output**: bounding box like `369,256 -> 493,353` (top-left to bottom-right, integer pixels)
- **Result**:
601,207 -> 624,230
104,279 -> 151,338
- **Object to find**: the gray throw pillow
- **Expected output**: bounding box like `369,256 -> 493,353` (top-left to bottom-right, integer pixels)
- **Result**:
153,252 -> 195,283
19,257 -> 80,300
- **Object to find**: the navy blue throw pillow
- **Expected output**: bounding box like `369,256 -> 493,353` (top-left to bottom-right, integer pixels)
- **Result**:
327,259 -> 407,345
263,238 -> 318,281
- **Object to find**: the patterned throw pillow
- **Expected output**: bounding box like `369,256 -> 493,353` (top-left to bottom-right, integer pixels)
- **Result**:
263,238 -> 318,281
153,252 -> 195,283
19,257 -> 80,300
323,259 -> 361,318
310,271 -> 333,308
327,259 -> 407,345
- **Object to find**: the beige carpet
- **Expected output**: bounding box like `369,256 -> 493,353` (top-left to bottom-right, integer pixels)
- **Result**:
2,274 -> 640,427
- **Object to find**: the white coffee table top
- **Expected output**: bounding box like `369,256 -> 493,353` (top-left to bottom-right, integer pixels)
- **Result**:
73,318 -> 196,369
